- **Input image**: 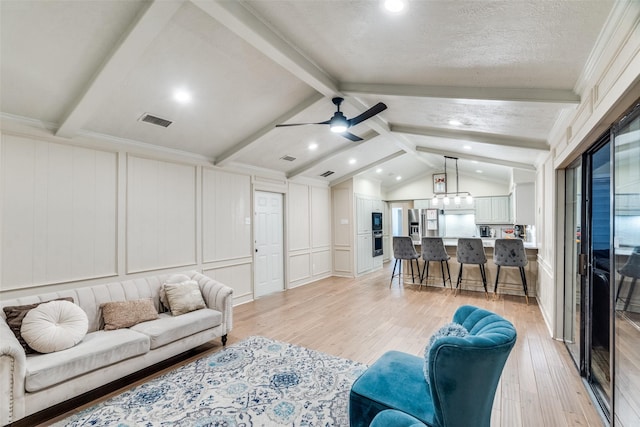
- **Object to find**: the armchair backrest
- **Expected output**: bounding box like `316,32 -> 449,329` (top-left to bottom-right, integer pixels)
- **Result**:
427,305 -> 516,427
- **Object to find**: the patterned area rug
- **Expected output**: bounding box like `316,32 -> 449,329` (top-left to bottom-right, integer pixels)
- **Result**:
53,336 -> 367,426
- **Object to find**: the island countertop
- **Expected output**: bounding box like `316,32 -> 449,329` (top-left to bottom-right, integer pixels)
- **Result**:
412,238 -> 538,250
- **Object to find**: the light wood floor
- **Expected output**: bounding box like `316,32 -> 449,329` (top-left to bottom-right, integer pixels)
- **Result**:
38,263 -> 605,426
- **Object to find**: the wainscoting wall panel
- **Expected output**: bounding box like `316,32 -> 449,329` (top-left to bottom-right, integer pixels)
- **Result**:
202,168 -> 251,263
312,186 -> 331,248
126,155 -> 196,273
1,135 -> 118,289
289,252 -> 311,283
204,261 -> 253,305
288,183 -> 310,251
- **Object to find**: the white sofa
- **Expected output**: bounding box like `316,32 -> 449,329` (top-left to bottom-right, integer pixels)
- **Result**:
0,270 -> 233,426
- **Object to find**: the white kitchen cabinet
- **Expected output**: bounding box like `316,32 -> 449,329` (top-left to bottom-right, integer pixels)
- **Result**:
475,196 -> 510,224
512,183 -> 535,225
413,199 -> 430,209
492,196 -> 511,223
474,198 -> 492,223
357,234 -> 373,274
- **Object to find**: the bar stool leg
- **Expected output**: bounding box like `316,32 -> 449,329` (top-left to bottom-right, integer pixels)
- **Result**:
445,260 -> 452,289
519,266 -> 529,305
410,259 -> 415,283
422,260 -> 430,284
494,265 -> 501,300
455,263 -> 464,296
479,264 -> 489,299
390,259 -> 399,287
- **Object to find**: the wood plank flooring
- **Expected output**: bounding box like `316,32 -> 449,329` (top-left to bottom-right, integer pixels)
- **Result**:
36,263 -> 605,426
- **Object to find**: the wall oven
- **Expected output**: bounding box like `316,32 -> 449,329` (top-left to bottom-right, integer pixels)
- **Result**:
372,230 -> 383,257
372,211 -> 383,256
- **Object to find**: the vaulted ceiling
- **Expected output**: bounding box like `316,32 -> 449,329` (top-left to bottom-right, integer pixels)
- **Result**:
0,0 -> 616,189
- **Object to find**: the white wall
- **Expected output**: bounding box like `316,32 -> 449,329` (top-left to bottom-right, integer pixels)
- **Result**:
0,126 -> 331,304
384,171 -> 510,201
332,180 -> 354,277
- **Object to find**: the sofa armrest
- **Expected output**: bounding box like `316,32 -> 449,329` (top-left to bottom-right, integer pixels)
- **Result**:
191,272 -> 234,335
0,320 -> 27,425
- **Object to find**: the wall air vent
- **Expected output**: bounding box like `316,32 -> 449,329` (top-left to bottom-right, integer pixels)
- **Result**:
280,155 -> 296,162
139,113 -> 173,128
320,170 -> 334,178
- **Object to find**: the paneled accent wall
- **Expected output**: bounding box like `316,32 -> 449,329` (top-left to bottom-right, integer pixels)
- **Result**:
332,182 -> 353,277
202,168 -> 251,262
1,135 -> 117,289
0,130 -> 332,303
288,183 -> 332,287
126,155 -> 197,273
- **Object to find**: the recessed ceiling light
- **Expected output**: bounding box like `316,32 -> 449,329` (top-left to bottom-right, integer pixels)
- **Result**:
173,89 -> 192,104
382,0 -> 407,14
308,143 -> 318,150
463,145 -> 472,150
349,158 -> 356,165
449,120 -> 462,126
476,170 -> 483,174
396,176 -> 402,181
376,168 -> 383,173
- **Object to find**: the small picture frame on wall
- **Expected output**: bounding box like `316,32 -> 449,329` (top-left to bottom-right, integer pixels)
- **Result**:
433,173 -> 447,194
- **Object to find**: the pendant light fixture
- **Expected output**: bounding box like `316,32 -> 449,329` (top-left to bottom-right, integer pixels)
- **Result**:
431,156 -> 473,206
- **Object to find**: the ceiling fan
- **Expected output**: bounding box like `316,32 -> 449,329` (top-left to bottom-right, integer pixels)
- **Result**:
276,97 -> 387,141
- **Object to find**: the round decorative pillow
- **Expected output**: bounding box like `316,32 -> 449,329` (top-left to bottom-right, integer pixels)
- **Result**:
21,300 -> 88,353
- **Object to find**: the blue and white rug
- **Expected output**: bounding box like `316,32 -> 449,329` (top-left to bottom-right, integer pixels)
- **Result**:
54,336 -> 367,426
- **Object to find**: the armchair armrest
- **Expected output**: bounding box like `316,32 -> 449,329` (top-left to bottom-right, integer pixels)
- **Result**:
0,320 -> 27,425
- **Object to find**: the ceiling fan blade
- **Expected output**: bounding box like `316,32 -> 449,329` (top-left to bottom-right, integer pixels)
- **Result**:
276,120 -> 330,127
348,102 -> 387,127
340,131 -> 363,142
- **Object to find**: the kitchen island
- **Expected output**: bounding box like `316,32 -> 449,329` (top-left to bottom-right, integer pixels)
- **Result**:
405,238 -> 538,299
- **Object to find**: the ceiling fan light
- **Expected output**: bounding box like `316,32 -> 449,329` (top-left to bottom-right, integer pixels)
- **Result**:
330,124 -> 348,133
330,114 -> 349,133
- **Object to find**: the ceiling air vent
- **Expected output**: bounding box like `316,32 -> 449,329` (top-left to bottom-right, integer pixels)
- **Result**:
280,155 -> 296,162
320,170 -> 334,178
139,113 -> 172,128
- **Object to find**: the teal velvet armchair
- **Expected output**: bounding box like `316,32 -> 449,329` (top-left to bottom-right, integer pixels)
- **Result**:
349,305 -> 517,427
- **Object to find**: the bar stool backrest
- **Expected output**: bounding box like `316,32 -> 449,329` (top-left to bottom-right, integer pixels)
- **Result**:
493,239 -> 527,267
393,236 -> 419,260
421,237 -> 448,261
457,238 -> 487,264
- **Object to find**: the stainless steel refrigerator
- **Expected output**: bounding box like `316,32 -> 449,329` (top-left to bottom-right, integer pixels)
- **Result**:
421,209 -> 440,237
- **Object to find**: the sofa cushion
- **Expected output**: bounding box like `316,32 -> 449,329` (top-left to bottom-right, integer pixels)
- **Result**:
21,300 -> 88,353
3,297 -> 74,354
163,281 -> 206,316
25,329 -> 150,392
101,299 -> 159,330
131,308 -> 222,349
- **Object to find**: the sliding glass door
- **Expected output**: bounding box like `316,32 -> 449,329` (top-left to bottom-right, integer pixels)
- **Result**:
613,105 -> 640,426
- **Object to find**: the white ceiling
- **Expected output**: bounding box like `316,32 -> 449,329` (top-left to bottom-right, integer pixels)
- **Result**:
0,0 -> 616,189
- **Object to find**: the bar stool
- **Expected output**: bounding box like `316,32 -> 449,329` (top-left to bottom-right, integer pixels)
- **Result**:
420,237 -> 452,289
456,238 -> 489,298
493,238 -> 529,304
616,246 -> 640,311
390,236 -> 421,287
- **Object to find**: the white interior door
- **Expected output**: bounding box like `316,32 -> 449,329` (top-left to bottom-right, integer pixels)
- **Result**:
254,191 -> 284,297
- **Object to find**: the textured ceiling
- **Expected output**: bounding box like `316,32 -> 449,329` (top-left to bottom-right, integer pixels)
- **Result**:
0,0 -> 617,189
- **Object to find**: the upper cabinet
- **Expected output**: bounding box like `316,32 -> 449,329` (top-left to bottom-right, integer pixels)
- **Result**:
475,196 -> 511,224
512,183 -> 535,225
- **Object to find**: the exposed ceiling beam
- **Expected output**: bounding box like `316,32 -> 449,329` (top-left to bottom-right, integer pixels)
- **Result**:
286,130 -> 378,179
341,82 -> 581,105
415,146 -> 536,170
330,151 -> 406,187
214,93 -> 324,167
56,0 -> 184,138
192,0 -> 338,97
391,124 -> 549,151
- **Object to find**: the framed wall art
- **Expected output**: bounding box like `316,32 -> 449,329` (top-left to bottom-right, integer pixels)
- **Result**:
433,173 -> 447,194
